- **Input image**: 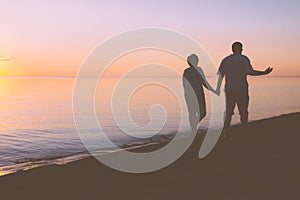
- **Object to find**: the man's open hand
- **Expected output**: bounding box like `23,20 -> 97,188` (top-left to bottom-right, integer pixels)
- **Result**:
264,67 -> 273,74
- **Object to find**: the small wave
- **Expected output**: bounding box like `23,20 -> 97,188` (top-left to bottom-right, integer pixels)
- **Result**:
0,131 -> 190,177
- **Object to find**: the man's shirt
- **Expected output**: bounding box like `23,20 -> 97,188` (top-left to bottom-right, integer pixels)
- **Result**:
218,54 -> 253,93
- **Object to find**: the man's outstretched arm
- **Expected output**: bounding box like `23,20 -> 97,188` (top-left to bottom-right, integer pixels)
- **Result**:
249,67 -> 273,76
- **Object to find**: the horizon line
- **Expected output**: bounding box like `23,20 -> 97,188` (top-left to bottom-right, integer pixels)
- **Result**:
0,75 -> 299,79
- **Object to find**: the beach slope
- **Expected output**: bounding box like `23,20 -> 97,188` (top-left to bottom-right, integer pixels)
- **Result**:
1,112 -> 300,200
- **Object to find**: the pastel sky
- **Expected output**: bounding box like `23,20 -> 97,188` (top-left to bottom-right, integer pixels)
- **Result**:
0,0 -> 299,76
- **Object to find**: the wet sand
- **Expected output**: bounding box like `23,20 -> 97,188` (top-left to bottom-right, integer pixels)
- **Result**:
1,112 -> 300,200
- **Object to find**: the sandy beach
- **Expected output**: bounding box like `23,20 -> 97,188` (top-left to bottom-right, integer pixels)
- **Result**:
0,112 -> 299,200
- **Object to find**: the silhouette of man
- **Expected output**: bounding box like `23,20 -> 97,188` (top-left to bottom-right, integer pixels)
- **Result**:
216,42 -> 273,130
183,54 -> 216,133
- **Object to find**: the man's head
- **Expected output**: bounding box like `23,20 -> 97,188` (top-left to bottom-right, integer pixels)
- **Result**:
232,42 -> 243,54
187,54 -> 199,67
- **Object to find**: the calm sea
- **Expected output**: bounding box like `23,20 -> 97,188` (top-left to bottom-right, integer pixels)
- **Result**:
0,77 -> 299,175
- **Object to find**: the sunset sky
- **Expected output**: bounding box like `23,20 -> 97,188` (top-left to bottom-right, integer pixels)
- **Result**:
0,0 -> 299,76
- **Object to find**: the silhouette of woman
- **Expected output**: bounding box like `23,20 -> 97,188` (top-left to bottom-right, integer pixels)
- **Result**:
183,54 -> 216,133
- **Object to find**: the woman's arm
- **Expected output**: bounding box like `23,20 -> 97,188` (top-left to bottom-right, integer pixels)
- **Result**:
196,67 -> 216,93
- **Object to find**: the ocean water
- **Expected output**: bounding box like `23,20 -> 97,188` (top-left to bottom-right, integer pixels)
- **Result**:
0,77 -> 299,176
